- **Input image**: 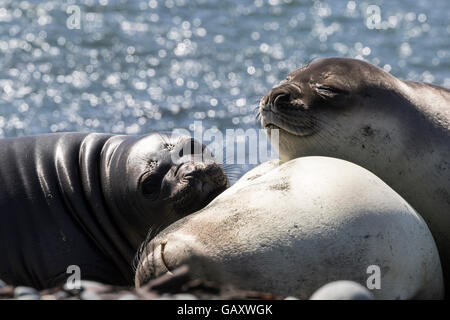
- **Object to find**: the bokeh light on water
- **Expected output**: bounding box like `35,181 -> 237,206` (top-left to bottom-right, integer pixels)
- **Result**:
0,0 -> 449,145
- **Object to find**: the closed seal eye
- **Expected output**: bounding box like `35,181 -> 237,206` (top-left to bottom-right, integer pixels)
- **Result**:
140,160 -> 162,200
140,171 -> 162,200
313,83 -> 349,98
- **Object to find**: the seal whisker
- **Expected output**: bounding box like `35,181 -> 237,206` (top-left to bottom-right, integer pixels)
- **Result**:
311,116 -> 339,139
133,224 -> 162,272
133,223 -> 164,283
221,162 -> 245,184
308,129 -> 329,154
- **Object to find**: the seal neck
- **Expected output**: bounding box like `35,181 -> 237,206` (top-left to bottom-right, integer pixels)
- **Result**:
78,133 -> 138,283
99,135 -> 149,252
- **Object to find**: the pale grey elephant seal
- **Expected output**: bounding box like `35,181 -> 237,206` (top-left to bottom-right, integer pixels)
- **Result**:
259,57 -> 450,292
0,132 -> 228,289
135,157 -> 444,299
309,281 -> 374,300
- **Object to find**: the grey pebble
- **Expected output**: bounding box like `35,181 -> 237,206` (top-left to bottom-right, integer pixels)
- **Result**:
14,286 -> 39,298
172,293 -> 198,300
53,291 -> 71,299
309,280 -> 374,300
118,294 -> 139,300
0,279 -> 7,289
154,293 -> 176,300
80,291 -> 101,300
64,280 -> 105,292
78,280 -> 107,291
17,294 -> 41,300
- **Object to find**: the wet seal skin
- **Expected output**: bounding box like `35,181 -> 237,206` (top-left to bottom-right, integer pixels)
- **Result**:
0,132 -> 228,289
135,157 -> 443,300
259,57 -> 450,293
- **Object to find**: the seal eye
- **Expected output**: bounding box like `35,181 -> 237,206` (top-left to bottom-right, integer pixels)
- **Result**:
141,172 -> 161,200
140,161 -> 161,199
314,84 -> 348,98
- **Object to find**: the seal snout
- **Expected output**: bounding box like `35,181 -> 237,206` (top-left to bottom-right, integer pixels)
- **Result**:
260,81 -> 318,137
177,161 -> 227,185
135,135 -> 229,223
170,161 -> 229,214
261,83 -> 304,113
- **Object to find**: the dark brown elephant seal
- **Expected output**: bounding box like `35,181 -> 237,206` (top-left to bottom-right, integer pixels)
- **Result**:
0,132 -> 228,289
259,57 -> 450,293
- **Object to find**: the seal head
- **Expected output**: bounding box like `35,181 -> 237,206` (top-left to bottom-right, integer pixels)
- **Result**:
102,133 -> 229,250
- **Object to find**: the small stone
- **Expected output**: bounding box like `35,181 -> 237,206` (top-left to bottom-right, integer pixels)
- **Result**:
135,290 -> 159,300
172,293 -> 197,300
284,296 -> 300,300
309,280 -> 374,300
64,280 -> 109,294
53,291 -> 71,299
17,294 -> 41,300
80,291 -> 101,300
0,279 -> 7,289
0,285 -> 14,298
79,280 -> 108,291
41,295 -> 57,300
14,286 -> 39,298
154,293 -> 176,300
118,293 -> 139,300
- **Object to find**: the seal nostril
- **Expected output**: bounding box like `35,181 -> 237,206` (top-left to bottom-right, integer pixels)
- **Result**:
273,92 -> 291,106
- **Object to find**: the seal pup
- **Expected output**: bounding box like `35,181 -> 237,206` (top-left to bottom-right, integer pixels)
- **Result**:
259,57 -> 450,291
0,132 -> 228,289
135,157 -> 444,299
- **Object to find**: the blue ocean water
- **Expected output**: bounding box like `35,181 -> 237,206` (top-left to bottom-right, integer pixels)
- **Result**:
0,0 -> 449,174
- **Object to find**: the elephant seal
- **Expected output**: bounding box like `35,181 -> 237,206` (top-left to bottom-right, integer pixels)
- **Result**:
135,157 -> 444,299
259,57 -> 450,291
0,132 -> 228,289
